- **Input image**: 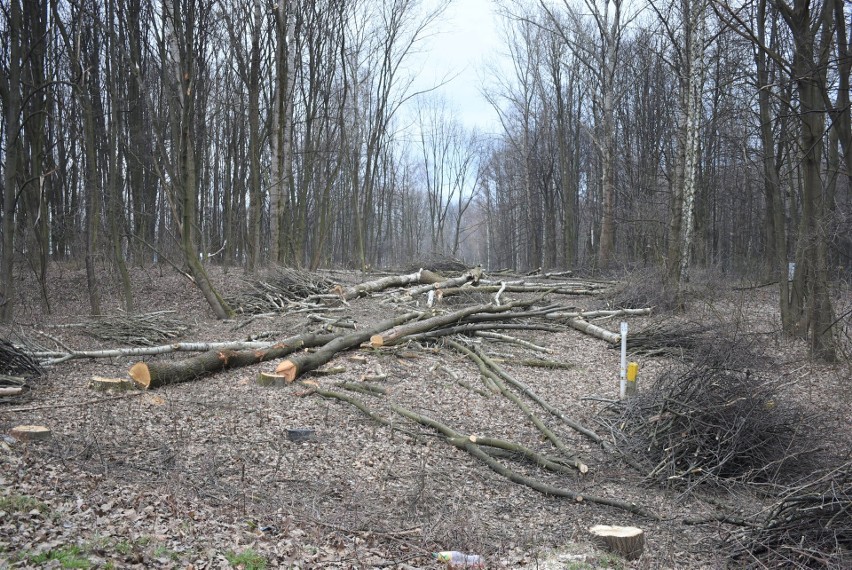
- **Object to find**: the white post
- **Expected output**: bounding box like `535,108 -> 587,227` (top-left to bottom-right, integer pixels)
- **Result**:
620,322 -> 628,399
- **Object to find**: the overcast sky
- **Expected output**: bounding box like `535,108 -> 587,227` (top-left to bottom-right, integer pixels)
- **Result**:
410,0 -> 507,133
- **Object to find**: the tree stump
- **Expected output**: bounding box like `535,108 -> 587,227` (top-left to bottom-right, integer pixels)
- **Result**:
91,376 -> 136,391
257,372 -> 289,387
589,525 -> 644,560
10,425 -> 52,442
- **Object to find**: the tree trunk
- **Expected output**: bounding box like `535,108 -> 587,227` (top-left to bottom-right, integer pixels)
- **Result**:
164,0 -> 234,320
0,0 -> 22,322
778,0 -> 836,360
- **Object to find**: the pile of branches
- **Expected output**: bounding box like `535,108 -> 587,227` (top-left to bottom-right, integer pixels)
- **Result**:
605,267 -> 679,312
611,358 -> 817,492
620,321 -> 710,359
228,267 -> 335,315
81,311 -> 190,346
402,254 -> 469,274
618,320 -> 765,368
729,461 -> 852,568
228,268 -> 336,314
0,338 -> 44,379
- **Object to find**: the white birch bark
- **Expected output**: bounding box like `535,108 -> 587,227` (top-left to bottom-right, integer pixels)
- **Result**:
678,0 -> 708,286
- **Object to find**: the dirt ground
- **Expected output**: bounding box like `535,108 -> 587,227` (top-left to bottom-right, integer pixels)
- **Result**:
1,263 -> 850,569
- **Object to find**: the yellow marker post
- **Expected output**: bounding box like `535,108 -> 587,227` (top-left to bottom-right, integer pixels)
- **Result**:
625,362 -> 639,397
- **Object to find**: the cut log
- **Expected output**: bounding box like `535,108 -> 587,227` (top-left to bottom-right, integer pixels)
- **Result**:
90,376 -> 136,391
567,319 -> 621,344
589,525 -> 644,560
34,340 -> 302,366
339,269 -> 442,300
370,299 -> 535,348
129,332 -> 337,389
545,308 -> 651,320
0,387 -> 24,397
275,312 -> 422,382
10,425 -> 52,442
406,265 -> 483,297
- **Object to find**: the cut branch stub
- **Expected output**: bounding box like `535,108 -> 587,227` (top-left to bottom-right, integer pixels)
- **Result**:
589,525 -> 644,560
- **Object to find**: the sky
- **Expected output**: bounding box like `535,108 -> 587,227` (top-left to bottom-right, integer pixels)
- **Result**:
411,0 -> 507,133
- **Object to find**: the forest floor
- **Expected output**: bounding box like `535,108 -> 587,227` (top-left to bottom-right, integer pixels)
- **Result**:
0,262 -> 850,569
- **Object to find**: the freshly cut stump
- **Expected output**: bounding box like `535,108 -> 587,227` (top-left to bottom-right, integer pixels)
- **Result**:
10,425 -> 52,442
91,376 -> 136,391
589,525 -> 644,560
257,372 -> 290,387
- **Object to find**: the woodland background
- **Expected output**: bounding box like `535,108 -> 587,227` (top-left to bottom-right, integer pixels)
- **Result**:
1,0 -> 850,357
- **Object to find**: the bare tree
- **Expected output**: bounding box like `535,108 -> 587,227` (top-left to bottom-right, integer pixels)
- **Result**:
159,0 -> 234,318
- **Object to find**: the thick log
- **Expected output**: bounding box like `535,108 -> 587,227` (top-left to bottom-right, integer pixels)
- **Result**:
589,525 -> 645,560
370,299 -> 535,348
0,387 -> 24,397
406,265 -> 483,297
275,312 -> 422,382
339,269 -> 442,300
34,340 -> 297,366
566,318 -> 621,343
129,332 -> 337,389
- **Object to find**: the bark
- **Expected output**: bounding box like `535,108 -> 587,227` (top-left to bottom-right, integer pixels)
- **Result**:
778,0 -> 836,360
35,339 -> 328,366
339,269 -> 442,301
370,299 -> 536,348
275,312 -> 422,382
128,332 -> 339,389
545,308 -> 651,320
676,0 -> 707,292
406,266 -> 482,297
246,0 -> 263,271
589,525 -> 645,560
0,0 -> 22,322
163,0 -> 234,320
755,0 -> 793,330
566,319 -> 621,344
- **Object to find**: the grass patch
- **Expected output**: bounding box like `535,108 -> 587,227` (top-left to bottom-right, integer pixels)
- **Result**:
153,545 -> 181,561
0,493 -> 50,515
225,549 -> 267,570
28,545 -> 90,568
